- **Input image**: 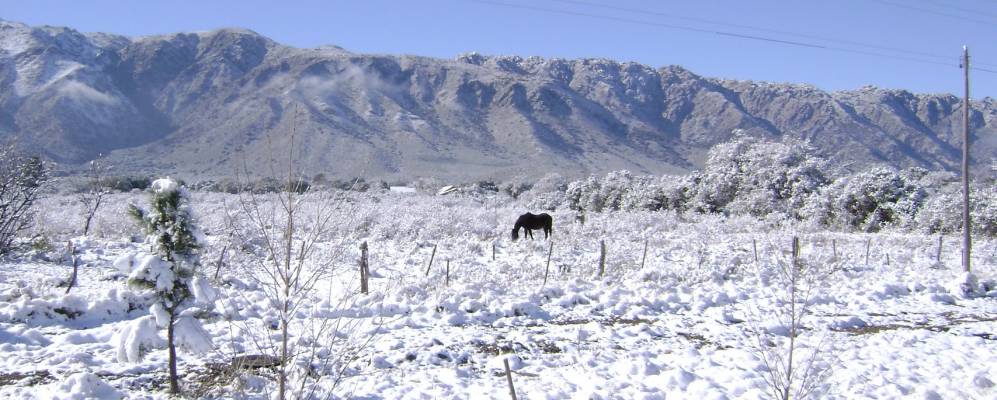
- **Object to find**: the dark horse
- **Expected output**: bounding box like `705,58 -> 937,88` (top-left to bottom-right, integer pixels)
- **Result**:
512,213 -> 553,241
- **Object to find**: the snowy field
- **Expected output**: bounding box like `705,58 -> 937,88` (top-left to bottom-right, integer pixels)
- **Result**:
1,190 -> 996,399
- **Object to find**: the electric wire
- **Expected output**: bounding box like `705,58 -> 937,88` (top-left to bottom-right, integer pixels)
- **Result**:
550,0 -> 960,63
873,0 -> 997,26
548,0 -> 997,68
469,0 -> 997,75
916,0 -> 997,20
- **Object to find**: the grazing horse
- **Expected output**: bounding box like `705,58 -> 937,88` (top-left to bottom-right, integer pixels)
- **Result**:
512,213 -> 553,241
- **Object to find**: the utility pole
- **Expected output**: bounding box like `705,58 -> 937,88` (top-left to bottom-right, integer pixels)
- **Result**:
961,46 -> 972,273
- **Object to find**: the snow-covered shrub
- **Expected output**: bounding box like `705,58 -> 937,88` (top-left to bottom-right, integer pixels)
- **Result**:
527,191 -> 567,211
500,175 -> 533,199
562,138 -> 826,217
687,137 -> 828,218
916,179 -> 997,237
0,142 -> 49,254
565,171 -> 665,212
521,173 -> 569,210
565,175 -> 603,212
807,167 -> 926,232
529,173 -> 568,195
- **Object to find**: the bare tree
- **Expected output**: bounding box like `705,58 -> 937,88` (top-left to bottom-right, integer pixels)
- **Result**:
0,142 -> 49,254
223,109 -> 376,399
78,155 -> 110,236
750,237 -> 834,400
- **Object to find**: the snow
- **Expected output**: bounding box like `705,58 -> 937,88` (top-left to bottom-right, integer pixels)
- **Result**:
46,372 -> 122,400
437,185 -> 458,195
150,178 -> 178,194
172,314 -> 212,354
389,186 -> 416,194
114,315 -> 162,363
127,253 -> 174,292
1,191 -> 995,398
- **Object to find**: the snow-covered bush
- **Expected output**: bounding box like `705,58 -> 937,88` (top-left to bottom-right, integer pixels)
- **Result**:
806,167 -> 926,232
0,142 -> 49,254
565,171 -> 666,212
916,179 -> 997,237
687,137 -> 828,218
500,175 -> 533,199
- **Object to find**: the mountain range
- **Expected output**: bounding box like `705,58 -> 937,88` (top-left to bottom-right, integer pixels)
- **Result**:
1,19 -> 994,182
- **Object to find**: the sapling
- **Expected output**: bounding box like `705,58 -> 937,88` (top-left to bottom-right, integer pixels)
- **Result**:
121,177 -> 211,395
78,156 -> 110,236
749,237 -> 834,400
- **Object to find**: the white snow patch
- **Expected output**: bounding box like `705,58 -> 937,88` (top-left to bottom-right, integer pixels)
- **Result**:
47,372 -> 122,400
174,314 -> 213,354
150,178 -> 178,194
115,315 -> 163,363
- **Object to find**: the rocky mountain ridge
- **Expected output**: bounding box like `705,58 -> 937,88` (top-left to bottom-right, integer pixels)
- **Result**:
1,19 -> 994,181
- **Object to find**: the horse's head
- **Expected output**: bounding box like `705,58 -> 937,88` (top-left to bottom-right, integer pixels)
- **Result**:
511,227 -> 519,241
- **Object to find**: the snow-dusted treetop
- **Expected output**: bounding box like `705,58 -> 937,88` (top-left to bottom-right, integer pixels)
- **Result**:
151,178 -> 178,194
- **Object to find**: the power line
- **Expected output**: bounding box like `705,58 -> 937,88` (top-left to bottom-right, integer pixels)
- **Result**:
873,0 -> 997,26
917,0 -> 997,20
550,0 -> 958,63
547,0 -> 997,68
471,0 -> 827,49
470,0 -> 997,75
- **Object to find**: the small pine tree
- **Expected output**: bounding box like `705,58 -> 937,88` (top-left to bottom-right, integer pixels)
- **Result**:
125,177 -> 205,395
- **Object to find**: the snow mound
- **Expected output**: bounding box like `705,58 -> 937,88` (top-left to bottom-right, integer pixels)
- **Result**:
115,315 -> 163,362
112,253 -> 136,275
174,314 -> 213,354
487,354 -> 524,371
190,276 -> 218,306
947,272 -> 981,299
50,372 -> 122,400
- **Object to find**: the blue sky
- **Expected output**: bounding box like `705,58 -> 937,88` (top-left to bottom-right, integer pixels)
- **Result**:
2,0 -> 994,97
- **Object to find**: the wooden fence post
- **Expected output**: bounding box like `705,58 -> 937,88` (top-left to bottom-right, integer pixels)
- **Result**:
445,259 -> 450,287
504,358 -> 518,400
543,241 -> 554,287
213,244 -> 228,281
640,239 -> 649,270
832,239 -> 837,261
360,241 -> 369,294
598,240 -> 606,277
752,239 -> 758,263
65,241 -> 78,295
492,242 -> 496,261
425,244 -> 437,277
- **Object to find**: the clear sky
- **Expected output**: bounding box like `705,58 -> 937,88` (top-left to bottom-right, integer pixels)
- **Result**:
2,0 -> 995,98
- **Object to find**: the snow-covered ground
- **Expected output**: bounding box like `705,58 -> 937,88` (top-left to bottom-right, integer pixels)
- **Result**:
1,190 -> 996,399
